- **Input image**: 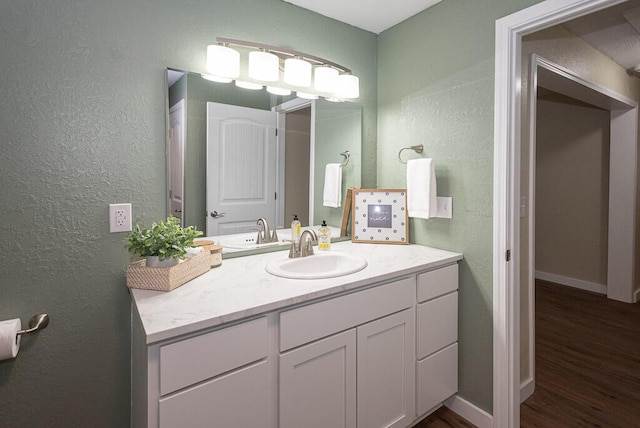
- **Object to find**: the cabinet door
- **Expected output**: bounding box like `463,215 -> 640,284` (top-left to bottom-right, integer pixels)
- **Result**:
357,309 -> 416,428
280,329 -> 357,428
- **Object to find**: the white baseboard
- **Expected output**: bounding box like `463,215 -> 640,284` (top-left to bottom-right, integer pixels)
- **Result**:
535,271 -> 606,294
444,394 -> 492,428
520,377 -> 535,403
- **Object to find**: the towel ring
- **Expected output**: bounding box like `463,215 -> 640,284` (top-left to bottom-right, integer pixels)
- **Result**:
398,144 -> 424,164
340,150 -> 350,166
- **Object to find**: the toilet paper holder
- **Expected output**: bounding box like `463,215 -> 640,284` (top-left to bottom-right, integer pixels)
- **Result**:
16,313 -> 49,340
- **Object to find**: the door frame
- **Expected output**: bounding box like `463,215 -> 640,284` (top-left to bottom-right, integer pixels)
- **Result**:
168,99 -> 186,224
493,0 -> 631,426
273,98 -> 316,227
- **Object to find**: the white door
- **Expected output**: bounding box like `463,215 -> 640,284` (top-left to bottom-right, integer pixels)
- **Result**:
206,102 -> 277,236
169,99 -> 185,225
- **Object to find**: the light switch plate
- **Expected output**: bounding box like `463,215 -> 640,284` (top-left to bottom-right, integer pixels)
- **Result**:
109,203 -> 132,233
436,197 -> 452,219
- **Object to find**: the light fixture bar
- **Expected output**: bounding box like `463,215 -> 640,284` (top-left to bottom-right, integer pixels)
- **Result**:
216,37 -> 352,74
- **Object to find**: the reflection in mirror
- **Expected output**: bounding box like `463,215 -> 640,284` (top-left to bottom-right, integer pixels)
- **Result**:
166,69 -> 361,255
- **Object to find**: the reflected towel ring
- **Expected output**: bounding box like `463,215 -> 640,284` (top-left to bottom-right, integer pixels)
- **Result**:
340,150 -> 350,166
398,144 -> 424,164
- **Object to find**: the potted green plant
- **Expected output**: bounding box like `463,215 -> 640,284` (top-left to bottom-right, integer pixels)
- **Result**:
125,216 -> 203,267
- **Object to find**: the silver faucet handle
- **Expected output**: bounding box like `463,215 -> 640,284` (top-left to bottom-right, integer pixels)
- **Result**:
284,240 -> 299,258
271,228 -> 279,242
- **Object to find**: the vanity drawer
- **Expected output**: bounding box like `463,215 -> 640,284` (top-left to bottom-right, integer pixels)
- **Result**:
416,342 -> 458,416
280,276 -> 415,352
417,264 -> 458,303
160,317 -> 268,395
417,292 -> 457,359
159,360 -> 269,428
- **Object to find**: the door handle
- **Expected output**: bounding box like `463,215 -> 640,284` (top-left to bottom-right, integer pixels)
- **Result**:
174,209 -> 183,213
210,211 -> 226,218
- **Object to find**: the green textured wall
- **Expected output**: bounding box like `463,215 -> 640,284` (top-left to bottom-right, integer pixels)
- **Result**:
0,0 -> 376,426
377,0 -> 541,411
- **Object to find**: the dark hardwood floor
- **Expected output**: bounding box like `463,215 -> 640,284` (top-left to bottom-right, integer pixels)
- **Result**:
415,280 -> 640,427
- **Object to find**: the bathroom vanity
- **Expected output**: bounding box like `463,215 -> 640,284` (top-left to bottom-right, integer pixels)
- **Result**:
130,241 -> 462,428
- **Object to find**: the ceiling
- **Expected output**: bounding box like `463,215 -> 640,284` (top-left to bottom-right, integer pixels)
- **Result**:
282,0 -> 442,34
281,0 -> 640,74
562,0 -> 640,72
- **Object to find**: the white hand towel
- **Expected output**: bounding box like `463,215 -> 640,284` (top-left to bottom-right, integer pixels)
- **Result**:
407,158 -> 438,219
323,163 -> 343,208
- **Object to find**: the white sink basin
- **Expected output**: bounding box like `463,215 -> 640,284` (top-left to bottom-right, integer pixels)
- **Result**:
265,252 -> 368,279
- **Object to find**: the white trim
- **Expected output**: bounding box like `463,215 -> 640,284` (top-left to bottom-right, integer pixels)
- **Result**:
444,395 -> 493,428
493,1 -> 627,427
535,271 -> 606,294
520,377 -> 535,404
273,99 -> 316,227
635,288 -> 640,303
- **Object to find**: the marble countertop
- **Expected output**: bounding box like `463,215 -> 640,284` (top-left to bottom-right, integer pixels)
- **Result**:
131,241 -> 462,344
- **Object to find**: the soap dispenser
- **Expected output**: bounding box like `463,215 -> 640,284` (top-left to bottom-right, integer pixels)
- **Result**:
291,214 -> 301,244
318,220 -> 331,251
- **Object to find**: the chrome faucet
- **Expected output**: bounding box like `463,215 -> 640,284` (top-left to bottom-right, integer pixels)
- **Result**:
256,218 -> 279,244
289,229 -> 317,258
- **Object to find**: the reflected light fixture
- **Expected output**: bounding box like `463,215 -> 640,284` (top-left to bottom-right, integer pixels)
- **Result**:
296,92 -> 319,100
201,73 -> 232,84
235,80 -> 263,90
267,86 -> 292,96
207,37 -> 359,100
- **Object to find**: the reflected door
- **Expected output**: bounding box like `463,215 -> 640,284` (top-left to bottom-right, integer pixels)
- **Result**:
206,102 -> 277,236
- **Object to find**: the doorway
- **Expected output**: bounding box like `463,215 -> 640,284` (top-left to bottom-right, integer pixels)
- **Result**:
522,54 -> 638,403
494,1 -> 639,426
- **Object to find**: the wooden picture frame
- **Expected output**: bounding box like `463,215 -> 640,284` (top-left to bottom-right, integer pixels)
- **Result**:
351,189 -> 408,244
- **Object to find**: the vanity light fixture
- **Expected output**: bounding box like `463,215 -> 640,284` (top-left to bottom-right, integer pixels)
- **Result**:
336,73 -> 360,99
206,44 -> 240,80
248,50 -> 279,82
206,37 -> 359,100
284,56 -> 312,87
314,65 -> 339,93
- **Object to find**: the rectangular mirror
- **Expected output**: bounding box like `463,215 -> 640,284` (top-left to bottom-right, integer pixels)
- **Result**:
166,68 -> 361,256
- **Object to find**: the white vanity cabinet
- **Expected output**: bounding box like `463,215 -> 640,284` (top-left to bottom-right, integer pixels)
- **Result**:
131,242 -> 462,428
279,277 -> 416,428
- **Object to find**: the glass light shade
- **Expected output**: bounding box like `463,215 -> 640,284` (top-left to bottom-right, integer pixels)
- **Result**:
266,86 -> 292,96
235,80 -> 263,90
207,45 -> 240,79
249,51 -> 279,82
336,74 -> 359,99
284,57 -> 312,87
296,92 -> 319,100
201,73 -> 232,84
314,66 -> 339,93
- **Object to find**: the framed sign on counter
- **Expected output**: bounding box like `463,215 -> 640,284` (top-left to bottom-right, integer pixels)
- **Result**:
351,189 -> 408,244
